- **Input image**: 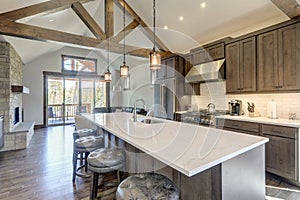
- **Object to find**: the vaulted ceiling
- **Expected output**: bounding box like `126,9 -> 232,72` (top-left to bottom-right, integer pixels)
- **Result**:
0,0 -> 293,64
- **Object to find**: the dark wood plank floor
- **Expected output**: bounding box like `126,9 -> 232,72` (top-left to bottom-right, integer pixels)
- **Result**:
1,125 -> 300,200
0,125 -> 91,200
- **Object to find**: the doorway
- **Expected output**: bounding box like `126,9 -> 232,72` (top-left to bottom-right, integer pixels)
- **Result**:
44,72 -> 106,126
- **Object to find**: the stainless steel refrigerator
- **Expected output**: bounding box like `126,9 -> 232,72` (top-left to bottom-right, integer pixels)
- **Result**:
153,78 -> 176,120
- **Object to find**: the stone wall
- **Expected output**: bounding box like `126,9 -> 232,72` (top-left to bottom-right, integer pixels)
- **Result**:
0,41 -> 23,151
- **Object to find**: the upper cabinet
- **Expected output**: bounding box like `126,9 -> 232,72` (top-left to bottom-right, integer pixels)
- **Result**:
226,37 -> 256,93
257,23 -> 300,92
183,54 -> 200,95
157,55 -> 185,80
190,43 -> 225,65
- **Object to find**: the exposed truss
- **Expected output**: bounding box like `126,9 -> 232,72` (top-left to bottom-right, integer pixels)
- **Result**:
0,0 -> 171,57
271,0 -> 300,19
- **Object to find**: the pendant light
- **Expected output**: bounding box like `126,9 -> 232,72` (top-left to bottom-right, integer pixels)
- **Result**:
104,15 -> 112,82
149,0 -> 161,70
120,0 -> 129,77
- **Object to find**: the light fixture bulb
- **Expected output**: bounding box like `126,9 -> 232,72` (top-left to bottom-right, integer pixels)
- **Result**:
120,63 -> 129,77
200,2 -> 206,8
104,69 -> 111,82
149,50 -> 161,70
179,16 -> 184,21
164,26 -> 168,30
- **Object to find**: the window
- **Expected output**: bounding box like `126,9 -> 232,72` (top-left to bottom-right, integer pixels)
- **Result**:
62,55 -> 97,74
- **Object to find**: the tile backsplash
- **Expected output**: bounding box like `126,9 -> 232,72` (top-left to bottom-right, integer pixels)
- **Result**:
191,81 -> 300,120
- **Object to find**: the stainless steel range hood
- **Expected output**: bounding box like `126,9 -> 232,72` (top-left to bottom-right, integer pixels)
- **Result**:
185,59 -> 225,83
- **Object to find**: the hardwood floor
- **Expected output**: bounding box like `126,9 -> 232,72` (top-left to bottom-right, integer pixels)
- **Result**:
1,125 -> 300,200
0,125 -> 91,200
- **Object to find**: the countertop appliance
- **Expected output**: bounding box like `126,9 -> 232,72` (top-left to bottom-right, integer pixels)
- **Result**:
178,110 -> 227,127
0,116 -> 4,149
154,78 -> 176,120
228,99 -> 243,116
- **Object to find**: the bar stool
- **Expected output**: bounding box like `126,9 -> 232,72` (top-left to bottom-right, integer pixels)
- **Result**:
116,173 -> 179,200
87,148 -> 126,200
72,135 -> 104,182
73,128 -> 97,141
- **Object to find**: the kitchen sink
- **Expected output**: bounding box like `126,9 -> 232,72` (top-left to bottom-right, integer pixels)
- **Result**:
137,118 -> 164,124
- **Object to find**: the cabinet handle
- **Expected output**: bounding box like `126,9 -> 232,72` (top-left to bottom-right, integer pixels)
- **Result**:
271,129 -> 282,134
237,88 -> 244,91
275,86 -> 283,89
232,124 -> 242,127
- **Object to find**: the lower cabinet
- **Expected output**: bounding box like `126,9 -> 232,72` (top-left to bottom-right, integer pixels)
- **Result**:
216,118 -> 299,182
262,124 -> 298,181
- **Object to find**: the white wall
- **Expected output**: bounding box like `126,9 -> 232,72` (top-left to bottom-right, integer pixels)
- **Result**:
22,46 -> 108,125
22,46 -> 154,125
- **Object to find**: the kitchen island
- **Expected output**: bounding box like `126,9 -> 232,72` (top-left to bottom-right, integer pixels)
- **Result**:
82,112 -> 268,200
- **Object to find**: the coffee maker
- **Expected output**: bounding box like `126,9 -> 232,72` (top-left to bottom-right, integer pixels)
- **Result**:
228,100 -> 243,116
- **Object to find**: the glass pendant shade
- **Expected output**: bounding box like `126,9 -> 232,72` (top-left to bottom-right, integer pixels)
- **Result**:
149,50 -> 161,70
120,64 -> 129,77
104,69 -> 112,82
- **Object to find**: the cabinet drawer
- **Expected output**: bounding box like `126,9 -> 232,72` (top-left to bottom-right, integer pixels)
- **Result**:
220,119 -> 260,133
262,124 -> 298,139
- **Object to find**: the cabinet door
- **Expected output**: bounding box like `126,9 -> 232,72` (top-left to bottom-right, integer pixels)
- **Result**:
226,37 -> 256,93
277,24 -> 300,91
184,54 -> 200,95
165,57 -> 176,78
239,37 -> 256,92
264,134 -> 297,181
225,42 -> 240,93
191,49 -> 210,65
207,43 -> 225,61
257,30 -> 278,91
157,60 -> 166,79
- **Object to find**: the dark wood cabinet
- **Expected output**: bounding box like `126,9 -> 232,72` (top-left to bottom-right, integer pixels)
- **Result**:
217,118 -> 299,181
216,118 -> 260,136
257,23 -> 300,92
262,124 -> 298,181
191,43 -> 225,65
225,37 -> 256,93
184,54 -> 200,95
158,55 -> 185,80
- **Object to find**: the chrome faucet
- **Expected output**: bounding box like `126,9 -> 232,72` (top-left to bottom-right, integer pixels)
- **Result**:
133,99 -> 145,122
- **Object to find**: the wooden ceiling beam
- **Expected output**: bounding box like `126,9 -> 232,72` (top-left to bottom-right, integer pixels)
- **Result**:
0,20 -> 102,47
0,0 -> 96,21
105,0 -> 114,38
110,19 -> 139,44
0,19 -> 155,57
71,2 -> 106,40
116,0 -> 169,52
271,0 -> 300,18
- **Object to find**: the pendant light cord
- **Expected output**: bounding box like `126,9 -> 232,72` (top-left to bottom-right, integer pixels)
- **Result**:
123,0 -> 126,65
153,0 -> 156,51
107,16 -> 110,71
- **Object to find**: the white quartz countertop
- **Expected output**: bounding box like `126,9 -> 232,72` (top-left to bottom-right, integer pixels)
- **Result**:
82,113 -> 268,177
216,115 -> 300,128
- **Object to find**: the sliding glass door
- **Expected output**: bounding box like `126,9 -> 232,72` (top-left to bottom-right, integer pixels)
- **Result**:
45,73 -> 106,126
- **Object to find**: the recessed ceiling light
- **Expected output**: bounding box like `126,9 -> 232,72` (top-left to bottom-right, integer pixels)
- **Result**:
179,16 -> 184,21
49,19 -> 54,22
200,2 -> 206,8
164,26 -> 168,30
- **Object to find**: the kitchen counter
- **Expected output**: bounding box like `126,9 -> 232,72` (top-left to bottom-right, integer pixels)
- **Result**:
216,115 -> 300,128
82,112 -> 267,176
82,112 -> 268,199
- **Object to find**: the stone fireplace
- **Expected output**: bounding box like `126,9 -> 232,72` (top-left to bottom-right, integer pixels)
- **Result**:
0,41 -> 34,152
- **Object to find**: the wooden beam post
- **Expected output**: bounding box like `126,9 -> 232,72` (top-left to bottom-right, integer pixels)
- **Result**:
271,0 -> 300,18
71,2 -> 106,40
105,0 -> 114,38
